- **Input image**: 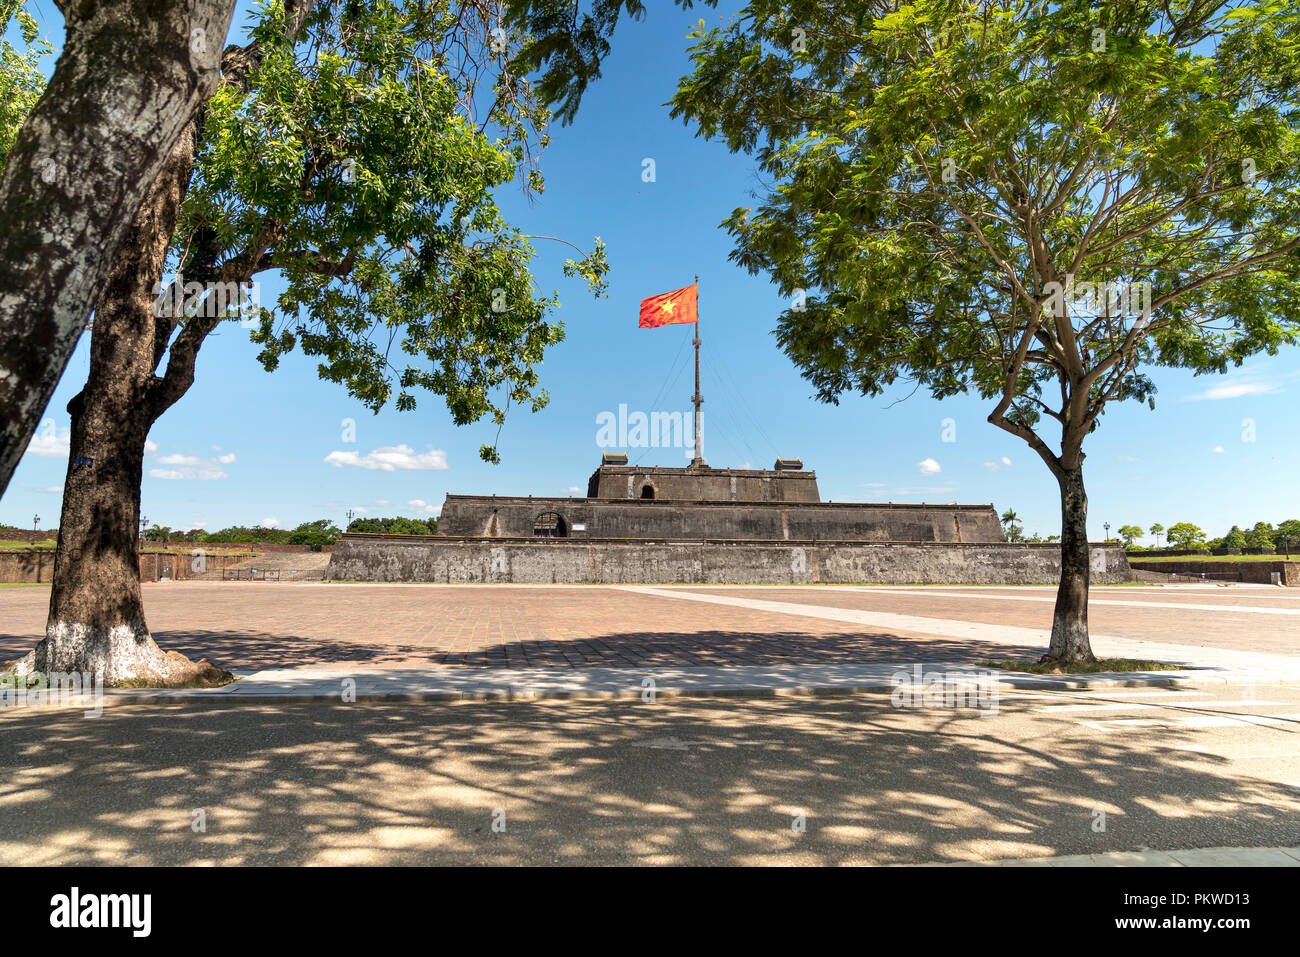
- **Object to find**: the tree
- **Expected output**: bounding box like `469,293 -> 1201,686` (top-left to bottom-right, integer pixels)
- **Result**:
0,0 -> 241,498
0,2 -> 49,162
505,1 -> 718,125
1167,522 -> 1207,551
1117,524 -> 1143,549
1148,523 -> 1165,547
346,516 -> 438,535
287,519 -> 341,551
10,0 -> 604,685
999,508 -> 1024,542
1222,525 -> 1248,549
1245,521 -> 1276,551
142,524 -> 173,543
669,0 -> 1300,662
1276,519 -> 1300,557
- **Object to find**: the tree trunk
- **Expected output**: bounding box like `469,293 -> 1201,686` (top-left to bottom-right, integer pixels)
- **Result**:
7,131 -> 229,687
0,0 -> 237,498
1045,463 -> 1096,663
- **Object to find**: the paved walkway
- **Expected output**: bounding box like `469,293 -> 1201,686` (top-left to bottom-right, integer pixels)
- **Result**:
6,689 -> 1300,865
4,581 -> 1299,676
927,846 -> 1300,866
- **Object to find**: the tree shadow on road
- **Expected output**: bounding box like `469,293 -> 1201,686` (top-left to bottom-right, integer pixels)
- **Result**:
1,693 -> 1297,865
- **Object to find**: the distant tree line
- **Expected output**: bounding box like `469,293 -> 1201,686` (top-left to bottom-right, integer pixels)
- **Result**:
135,516 -> 437,550
345,517 -> 439,536
996,513 -> 1299,554
1118,520 -> 1300,554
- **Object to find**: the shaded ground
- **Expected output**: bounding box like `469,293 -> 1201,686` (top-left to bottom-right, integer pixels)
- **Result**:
3,689 -> 1299,865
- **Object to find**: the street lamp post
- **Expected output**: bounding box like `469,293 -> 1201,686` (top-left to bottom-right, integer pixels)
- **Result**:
1103,522 -> 1110,542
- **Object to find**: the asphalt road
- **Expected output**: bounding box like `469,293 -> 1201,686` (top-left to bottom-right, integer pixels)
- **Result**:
3,685 -> 1300,865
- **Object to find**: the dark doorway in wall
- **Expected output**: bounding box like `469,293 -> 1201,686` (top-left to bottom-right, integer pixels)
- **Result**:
533,512 -> 568,537
640,485 -> 655,499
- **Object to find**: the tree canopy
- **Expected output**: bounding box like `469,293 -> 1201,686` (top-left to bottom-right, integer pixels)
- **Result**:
156,0 -> 608,464
0,1 -> 48,164
671,0 -> 1300,470
667,0 -> 1300,660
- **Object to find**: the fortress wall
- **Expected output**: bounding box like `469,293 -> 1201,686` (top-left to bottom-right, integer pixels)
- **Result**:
589,467 -> 821,502
328,536 -> 1131,585
436,497 -> 1005,542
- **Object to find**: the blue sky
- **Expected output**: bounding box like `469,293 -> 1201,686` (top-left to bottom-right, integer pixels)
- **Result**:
4,2 -> 1298,542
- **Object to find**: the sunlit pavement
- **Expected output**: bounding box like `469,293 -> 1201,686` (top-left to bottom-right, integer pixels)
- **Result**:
3,581 -> 1298,674
3,686 -> 1300,865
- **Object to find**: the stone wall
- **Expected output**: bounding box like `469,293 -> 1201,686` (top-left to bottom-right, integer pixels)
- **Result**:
0,547 -> 333,583
437,496 -> 1005,543
0,528 -> 56,541
1128,559 -> 1298,586
0,550 -> 55,582
588,465 -> 821,502
328,535 -> 1132,585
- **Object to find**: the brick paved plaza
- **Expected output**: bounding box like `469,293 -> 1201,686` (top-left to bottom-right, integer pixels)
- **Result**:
1,581 -> 1295,671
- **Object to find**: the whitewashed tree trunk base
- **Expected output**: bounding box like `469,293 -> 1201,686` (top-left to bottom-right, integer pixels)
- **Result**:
9,623 -> 231,687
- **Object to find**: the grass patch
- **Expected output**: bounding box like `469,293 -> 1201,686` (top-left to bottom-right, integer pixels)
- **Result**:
114,674 -> 238,689
979,658 -> 1186,675
0,539 -> 56,550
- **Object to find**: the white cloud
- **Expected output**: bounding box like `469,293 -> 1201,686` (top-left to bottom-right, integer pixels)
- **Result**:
374,500 -> 390,506
406,499 -> 440,515
34,485 -> 63,494
324,445 -> 449,471
148,449 -> 233,480
349,507 -> 369,515
260,517 -> 280,528
565,486 -> 582,495
983,456 -> 1013,472
144,439 -> 159,453
149,463 -> 229,480
1212,445 -> 1226,454
24,419 -> 69,458
1183,381 -> 1281,401
917,458 -> 941,475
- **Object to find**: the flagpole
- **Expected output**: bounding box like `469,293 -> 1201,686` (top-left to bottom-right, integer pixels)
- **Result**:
691,274 -> 703,467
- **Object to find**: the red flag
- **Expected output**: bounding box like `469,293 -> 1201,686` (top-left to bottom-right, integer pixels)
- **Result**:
639,282 -> 698,328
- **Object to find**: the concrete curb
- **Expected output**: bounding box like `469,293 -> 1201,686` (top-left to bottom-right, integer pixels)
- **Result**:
11,665 -> 1297,709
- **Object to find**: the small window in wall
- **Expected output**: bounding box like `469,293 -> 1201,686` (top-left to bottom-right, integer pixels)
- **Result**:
640,485 -> 655,499
533,511 -> 567,537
